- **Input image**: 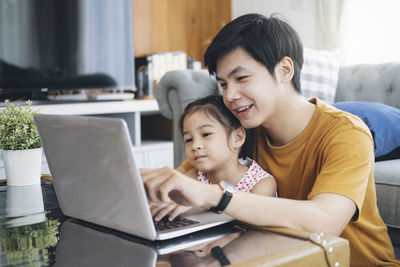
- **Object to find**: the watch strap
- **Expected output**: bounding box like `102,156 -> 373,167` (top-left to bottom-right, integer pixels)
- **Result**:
210,188 -> 233,214
211,246 -> 230,266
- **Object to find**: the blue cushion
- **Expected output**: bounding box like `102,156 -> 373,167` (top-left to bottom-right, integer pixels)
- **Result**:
333,101 -> 400,159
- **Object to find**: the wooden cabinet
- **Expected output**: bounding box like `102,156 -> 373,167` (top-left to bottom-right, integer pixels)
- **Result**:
132,0 -> 231,65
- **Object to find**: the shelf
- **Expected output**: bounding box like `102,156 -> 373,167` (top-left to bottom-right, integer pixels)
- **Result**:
30,99 -> 162,147
32,99 -> 159,115
132,141 -> 174,168
0,99 -> 174,177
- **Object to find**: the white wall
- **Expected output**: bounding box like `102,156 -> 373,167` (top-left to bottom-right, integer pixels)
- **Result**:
232,0 -> 318,49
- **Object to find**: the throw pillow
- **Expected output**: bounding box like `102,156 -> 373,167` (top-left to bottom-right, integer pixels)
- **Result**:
301,48 -> 340,104
333,101 -> 400,160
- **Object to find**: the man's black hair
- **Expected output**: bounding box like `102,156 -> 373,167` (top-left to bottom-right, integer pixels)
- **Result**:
204,13 -> 304,92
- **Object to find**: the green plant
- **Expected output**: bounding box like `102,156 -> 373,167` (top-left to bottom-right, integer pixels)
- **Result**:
0,100 -> 41,150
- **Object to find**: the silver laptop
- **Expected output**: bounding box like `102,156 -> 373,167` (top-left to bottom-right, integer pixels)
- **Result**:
34,114 -> 233,241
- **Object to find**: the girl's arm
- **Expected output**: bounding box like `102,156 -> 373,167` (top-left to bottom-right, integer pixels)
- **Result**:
250,177 -> 277,197
176,165 -> 186,173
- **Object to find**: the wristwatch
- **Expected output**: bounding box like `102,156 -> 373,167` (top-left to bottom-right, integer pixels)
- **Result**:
210,180 -> 236,214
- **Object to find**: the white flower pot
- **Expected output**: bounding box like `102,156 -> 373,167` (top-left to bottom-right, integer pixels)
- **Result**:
2,147 -> 43,186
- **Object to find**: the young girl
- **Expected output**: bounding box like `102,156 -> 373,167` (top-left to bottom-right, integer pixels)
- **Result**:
151,95 -> 276,221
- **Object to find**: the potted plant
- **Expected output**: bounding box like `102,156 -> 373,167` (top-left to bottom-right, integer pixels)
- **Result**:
0,100 -> 42,186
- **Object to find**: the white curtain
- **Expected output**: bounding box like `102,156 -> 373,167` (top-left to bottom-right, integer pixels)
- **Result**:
78,0 -> 134,89
315,0 -> 344,51
339,0 -> 400,65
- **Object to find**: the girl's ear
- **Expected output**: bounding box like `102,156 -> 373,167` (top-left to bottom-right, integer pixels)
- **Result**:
230,127 -> 246,149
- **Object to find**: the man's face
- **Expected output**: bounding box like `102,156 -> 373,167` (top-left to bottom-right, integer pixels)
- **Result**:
215,47 -> 280,129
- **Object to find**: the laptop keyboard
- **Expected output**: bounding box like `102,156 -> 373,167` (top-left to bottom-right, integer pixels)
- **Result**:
154,216 -> 199,231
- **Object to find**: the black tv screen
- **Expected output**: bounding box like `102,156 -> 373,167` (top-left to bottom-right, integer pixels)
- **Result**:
0,0 -> 134,100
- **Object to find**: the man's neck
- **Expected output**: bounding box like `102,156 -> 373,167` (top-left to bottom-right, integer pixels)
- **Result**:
263,93 -> 316,147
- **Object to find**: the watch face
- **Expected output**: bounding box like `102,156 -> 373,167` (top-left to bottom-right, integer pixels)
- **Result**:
221,180 -> 236,194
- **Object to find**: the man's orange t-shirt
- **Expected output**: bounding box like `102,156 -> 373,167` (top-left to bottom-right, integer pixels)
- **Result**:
253,98 -> 398,266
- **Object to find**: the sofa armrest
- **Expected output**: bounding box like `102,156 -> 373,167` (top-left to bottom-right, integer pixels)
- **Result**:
156,69 -> 218,167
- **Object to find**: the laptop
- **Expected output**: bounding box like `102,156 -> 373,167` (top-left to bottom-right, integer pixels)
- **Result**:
34,114 -> 233,241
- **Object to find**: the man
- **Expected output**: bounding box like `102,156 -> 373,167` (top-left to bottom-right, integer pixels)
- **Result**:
141,14 -> 399,266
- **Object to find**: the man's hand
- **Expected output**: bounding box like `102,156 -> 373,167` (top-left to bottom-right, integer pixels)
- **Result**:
150,202 -> 192,221
140,166 -> 221,208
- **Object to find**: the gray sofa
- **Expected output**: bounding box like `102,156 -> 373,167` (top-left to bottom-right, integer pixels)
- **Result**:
156,64 -> 400,258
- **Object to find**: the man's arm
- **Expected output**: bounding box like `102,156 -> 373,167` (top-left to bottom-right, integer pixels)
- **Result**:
140,167 -> 356,236
142,126 -> 371,236
220,191 -> 356,236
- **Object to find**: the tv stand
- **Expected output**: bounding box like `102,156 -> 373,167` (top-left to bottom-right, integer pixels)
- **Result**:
46,91 -> 135,102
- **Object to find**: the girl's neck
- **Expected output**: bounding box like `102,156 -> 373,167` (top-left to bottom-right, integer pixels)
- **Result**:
205,158 -> 248,186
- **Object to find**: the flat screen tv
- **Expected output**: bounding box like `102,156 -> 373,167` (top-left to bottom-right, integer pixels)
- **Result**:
0,0 -> 135,101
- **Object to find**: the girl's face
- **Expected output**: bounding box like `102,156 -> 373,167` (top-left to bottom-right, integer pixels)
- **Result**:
183,111 -> 241,173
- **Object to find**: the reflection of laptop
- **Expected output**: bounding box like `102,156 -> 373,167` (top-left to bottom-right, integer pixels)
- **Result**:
55,219 -> 158,267
56,218 -> 242,264
34,114 -> 233,241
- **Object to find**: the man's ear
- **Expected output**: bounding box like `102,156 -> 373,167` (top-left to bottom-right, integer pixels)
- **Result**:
275,56 -> 294,83
230,127 -> 246,149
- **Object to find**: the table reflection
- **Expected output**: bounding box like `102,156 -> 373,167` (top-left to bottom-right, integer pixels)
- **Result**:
55,219 -> 158,267
0,182 -> 61,266
51,218 -> 305,267
0,217 -> 60,266
157,228 -> 304,267
6,184 -> 45,227
0,182 -> 315,267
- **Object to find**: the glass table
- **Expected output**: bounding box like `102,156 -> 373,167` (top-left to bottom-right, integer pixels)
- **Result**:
0,181 -> 343,267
